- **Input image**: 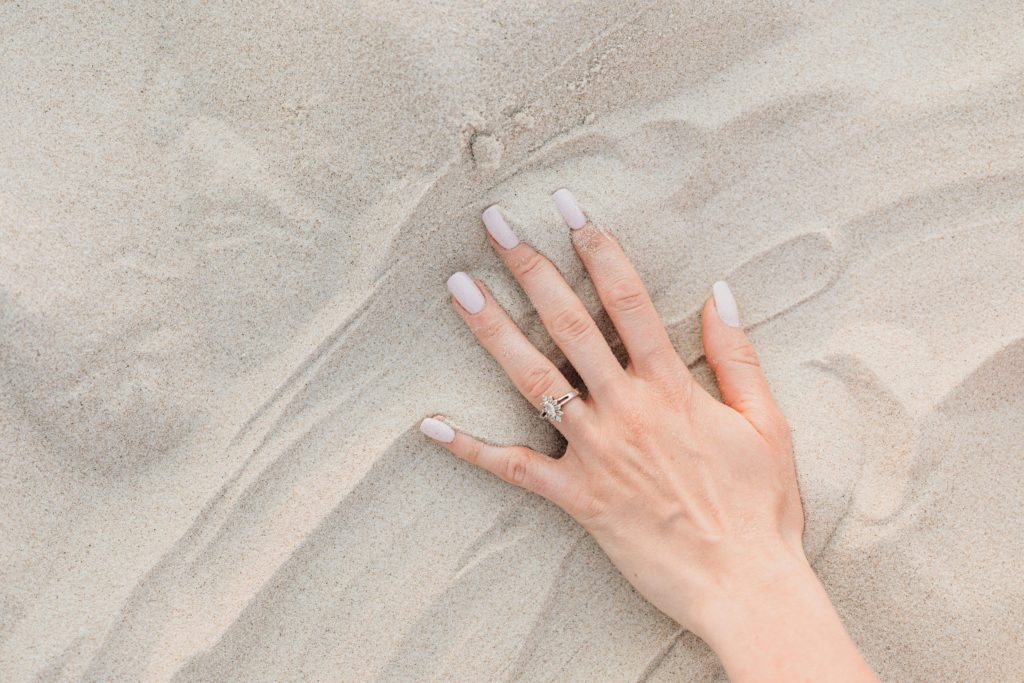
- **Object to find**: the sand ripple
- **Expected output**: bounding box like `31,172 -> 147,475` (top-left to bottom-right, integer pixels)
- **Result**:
1,2 -> 1022,681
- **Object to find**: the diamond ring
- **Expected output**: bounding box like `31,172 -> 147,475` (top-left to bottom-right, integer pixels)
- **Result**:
537,389 -> 581,423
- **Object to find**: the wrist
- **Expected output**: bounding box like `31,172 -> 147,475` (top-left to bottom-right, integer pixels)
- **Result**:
689,542 -> 817,642
690,546 -> 876,682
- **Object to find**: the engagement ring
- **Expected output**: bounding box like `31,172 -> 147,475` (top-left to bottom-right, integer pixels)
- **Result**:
537,389 -> 581,423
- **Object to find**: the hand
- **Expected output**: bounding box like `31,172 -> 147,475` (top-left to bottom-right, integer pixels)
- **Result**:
421,190 -> 876,681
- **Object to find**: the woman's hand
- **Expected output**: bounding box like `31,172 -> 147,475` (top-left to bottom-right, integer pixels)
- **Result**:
421,190 -> 877,682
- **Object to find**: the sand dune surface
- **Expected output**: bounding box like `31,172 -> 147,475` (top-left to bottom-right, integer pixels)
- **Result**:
1,2 -> 1022,680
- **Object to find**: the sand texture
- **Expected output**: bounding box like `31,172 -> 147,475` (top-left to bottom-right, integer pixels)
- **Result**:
2,2 -> 1023,681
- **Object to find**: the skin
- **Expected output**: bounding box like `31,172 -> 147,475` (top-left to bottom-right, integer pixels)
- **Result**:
426,208 -> 878,682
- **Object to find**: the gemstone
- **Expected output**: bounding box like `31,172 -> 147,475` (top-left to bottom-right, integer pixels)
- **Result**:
540,395 -> 563,422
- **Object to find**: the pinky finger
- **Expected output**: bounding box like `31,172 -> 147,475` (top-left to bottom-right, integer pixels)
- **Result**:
419,416 -> 570,505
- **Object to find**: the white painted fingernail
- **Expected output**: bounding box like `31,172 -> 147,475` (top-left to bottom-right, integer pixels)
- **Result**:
447,272 -> 485,314
712,281 -> 741,328
552,188 -> 587,230
420,417 -> 455,443
482,205 -> 520,249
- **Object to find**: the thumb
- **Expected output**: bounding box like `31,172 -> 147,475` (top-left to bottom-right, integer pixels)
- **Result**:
701,281 -> 787,442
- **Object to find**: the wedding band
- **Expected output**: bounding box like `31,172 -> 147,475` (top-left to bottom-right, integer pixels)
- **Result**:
537,389 -> 581,423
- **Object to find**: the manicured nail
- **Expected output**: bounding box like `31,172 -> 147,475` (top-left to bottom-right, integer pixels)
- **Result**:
446,271 -> 485,314
482,205 -> 520,249
420,417 -> 455,443
712,281 -> 741,328
552,188 -> 587,230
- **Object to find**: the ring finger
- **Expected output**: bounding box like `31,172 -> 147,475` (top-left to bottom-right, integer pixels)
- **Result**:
446,272 -> 589,437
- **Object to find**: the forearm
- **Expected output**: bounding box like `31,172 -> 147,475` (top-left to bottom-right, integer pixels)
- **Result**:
694,554 -> 877,682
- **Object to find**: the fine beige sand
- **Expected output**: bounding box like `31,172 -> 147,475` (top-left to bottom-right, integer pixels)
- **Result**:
2,2 -> 1023,681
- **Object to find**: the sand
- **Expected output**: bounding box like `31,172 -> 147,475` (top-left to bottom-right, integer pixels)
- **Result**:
1,1 -> 1022,680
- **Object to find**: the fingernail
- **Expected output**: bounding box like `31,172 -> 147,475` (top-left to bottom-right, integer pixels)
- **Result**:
552,188 -> 587,230
712,281 -> 741,328
482,205 -> 520,249
447,272 -> 485,314
420,417 -> 455,443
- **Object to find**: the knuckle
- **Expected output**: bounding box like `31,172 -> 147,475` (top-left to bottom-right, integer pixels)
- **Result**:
470,314 -> 505,341
464,439 -> 484,466
606,279 -> 647,314
587,230 -> 619,256
717,341 -> 761,370
513,249 -> 547,279
619,406 -> 650,445
550,307 -> 594,344
522,365 -> 558,399
606,388 -> 653,442
503,452 -> 531,487
568,483 -> 611,530
648,370 -> 692,406
574,495 -> 606,528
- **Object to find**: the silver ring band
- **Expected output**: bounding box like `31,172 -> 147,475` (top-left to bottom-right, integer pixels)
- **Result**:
538,389 -> 581,423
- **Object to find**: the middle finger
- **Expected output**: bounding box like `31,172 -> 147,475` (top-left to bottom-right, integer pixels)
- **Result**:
481,205 -> 625,395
